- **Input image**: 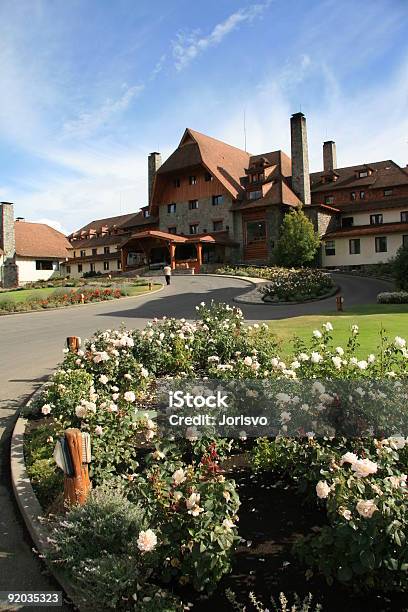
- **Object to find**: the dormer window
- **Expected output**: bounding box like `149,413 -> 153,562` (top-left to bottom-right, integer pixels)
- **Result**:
143,210 -> 150,218
359,171 -> 368,178
249,190 -> 262,200
189,175 -> 197,185
384,189 -> 393,196
350,192 -> 356,201
325,195 -> 335,205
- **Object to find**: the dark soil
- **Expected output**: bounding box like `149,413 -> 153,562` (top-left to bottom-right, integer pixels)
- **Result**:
182,460 -> 408,612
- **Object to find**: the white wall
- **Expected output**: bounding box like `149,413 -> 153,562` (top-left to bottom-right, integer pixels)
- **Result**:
16,257 -> 62,284
340,207 -> 408,227
65,258 -> 122,279
323,232 -> 407,267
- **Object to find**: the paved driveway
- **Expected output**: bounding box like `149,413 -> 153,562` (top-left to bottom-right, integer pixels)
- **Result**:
0,273 -> 393,605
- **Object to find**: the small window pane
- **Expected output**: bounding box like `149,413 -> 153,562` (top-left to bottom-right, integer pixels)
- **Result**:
349,239 -> 360,255
246,220 -> 266,243
375,236 -> 387,253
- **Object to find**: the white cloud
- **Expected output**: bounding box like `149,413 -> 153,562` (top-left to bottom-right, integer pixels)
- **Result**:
36,218 -> 69,235
62,84 -> 145,139
172,0 -> 272,70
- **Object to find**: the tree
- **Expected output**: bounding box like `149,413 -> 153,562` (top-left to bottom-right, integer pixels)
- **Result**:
394,244 -> 408,291
275,208 -> 321,267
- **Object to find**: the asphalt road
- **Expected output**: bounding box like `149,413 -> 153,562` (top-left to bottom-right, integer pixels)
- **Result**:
0,272 -> 394,607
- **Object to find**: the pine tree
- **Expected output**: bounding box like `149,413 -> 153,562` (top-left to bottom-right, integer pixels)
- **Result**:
275,208 -> 321,267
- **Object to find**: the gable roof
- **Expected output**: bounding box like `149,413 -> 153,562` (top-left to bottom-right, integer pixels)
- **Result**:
156,128 -> 251,199
69,212 -> 139,237
311,160 -> 408,193
15,221 -> 71,258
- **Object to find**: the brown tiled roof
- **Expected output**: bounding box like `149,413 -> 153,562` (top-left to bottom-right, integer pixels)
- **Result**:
324,222 -> 408,239
15,221 -> 71,258
70,212 -> 139,236
333,197 -> 408,214
311,161 -> 408,193
69,234 -> 130,250
157,128 -> 251,199
120,212 -> 158,230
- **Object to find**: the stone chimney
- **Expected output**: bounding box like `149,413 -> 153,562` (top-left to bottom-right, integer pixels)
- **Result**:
323,140 -> 337,172
148,152 -> 162,205
0,202 -> 18,287
290,112 -> 311,205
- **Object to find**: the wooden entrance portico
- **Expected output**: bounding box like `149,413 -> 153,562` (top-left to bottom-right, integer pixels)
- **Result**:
120,230 -> 235,272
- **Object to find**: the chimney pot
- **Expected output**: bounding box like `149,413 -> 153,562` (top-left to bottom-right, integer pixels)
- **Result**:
290,113 -> 311,205
323,140 -> 337,172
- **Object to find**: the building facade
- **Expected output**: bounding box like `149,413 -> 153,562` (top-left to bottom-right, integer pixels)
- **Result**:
67,113 -> 408,275
0,202 -> 71,287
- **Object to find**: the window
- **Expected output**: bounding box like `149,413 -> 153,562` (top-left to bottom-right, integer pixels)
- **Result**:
401,211 -> 408,223
403,235 -> 408,248
342,217 -> 354,228
189,175 -> 197,185
204,172 -> 213,182
249,190 -> 262,200
375,236 -> 387,253
325,240 -> 336,256
325,195 -> 334,205
66,265 -> 71,274
189,223 -> 199,235
36,260 -> 53,270
92,248 -> 97,256
350,192 -> 356,201
90,263 -> 95,272
246,220 -> 266,243
173,178 -> 180,188
80,250 -> 86,257
251,172 -> 264,183
360,191 -> 366,199
189,199 -> 198,210
73,251 -> 77,258
168,227 -> 177,234
212,195 -> 223,206
370,214 -> 383,225
78,264 -> 83,273
384,189 -> 393,197
167,203 -> 176,214
104,261 -> 110,271
349,239 -> 361,255
213,220 -> 223,231
143,209 -> 150,218
104,246 -> 110,254
117,259 -> 122,269
359,171 -> 368,178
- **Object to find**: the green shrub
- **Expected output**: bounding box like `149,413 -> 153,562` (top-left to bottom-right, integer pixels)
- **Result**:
394,245 -> 408,291
275,209 -> 321,267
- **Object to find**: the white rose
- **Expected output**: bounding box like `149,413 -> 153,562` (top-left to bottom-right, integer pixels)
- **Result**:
172,468 -> 186,486
356,499 -> 378,518
41,404 -> 52,415
243,356 -> 253,366
75,405 -> 87,418
186,492 -> 200,510
222,518 -> 235,530
388,436 -> 406,450
351,458 -> 378,478
357,360 -> 368,370
124,391 -> 136,403
313,330 -> 322,339
323,322 -> 333,332
99,375 -> 109,385
95,425 -> 103,436
137,529 -> 157,552
340,452 -> 358,465
394,336 -> 406,349
316,480 -> 331,499
335,347 -> 344,356
332,356 -> 342,369
311,352 -> 323,364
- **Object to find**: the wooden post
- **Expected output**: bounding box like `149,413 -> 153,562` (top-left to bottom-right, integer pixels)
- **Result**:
336,295 -> 344,311
63,428 -> 91,506
170,243 -> 176,270
196,242 -> 202,269
121,247 -> 127,272
66,336 -> 81,352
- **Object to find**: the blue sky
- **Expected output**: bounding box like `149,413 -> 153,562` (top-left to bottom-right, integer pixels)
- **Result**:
1,0 -> 407,233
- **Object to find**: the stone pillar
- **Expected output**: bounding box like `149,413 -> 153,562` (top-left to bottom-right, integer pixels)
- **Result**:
148,152 -> 162,205
323,141 -> 337,172
121,247 -> 128,272
0,202 -> 18,287
290,113 -> 311,206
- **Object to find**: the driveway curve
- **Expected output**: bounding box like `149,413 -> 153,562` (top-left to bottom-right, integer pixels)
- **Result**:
0,272 -> 394,603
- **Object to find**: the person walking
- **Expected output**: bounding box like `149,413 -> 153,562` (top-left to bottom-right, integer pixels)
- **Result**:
163,263 -> 172,285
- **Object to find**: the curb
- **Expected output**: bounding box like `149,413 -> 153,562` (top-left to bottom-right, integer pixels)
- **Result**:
0,283 -> 163,317
10,389 -> 85,611
233,283 -> 339,306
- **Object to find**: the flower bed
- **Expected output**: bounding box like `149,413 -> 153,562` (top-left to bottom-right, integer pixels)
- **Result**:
377,291 -> 408,304
216,266 -> 334,302
25,304 -> 408,610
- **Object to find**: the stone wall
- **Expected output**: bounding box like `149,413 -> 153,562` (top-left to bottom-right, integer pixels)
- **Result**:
0,202 -> 18,287
159,196 -> 234,237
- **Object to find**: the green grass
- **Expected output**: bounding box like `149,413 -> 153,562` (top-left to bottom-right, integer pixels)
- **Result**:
269,304 -> 408,357
127,282 -> 162,296
0,287 -> 73,303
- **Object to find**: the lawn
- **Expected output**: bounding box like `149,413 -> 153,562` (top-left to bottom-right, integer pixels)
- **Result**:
269,304 -> 408,356
0,287 -> 72,303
